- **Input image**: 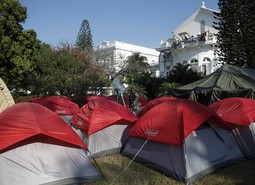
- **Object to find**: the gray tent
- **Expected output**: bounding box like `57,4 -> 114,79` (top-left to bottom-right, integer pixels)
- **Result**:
0,143 -> 102,185
122,99 -> 244,184
69,99 -> 138,158
0,103 -> 102,185
122,126 -> 244,185
171,64 -> 255,105
208,97 -> 255,160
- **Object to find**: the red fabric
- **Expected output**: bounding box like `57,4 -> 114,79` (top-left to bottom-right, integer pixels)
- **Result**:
70,99 -> 138,135
0,103 -> 87,153
137,97 -> 176,118
31,96 -> 79,115
84,95 -> 109,105
129,99 -> 228,147
107,94 -> 147,108
208,97 -> 255,127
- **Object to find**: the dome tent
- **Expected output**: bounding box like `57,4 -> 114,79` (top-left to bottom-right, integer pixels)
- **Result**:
122,98 -> 244,185
137,96 -> 176,118
30,95 -> 79,123
208,97 -> 255,160
0,102 -> 102,185
70,99 -> 138,158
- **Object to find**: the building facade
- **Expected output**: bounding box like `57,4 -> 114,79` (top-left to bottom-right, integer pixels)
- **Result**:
95,41 -> 160,77
156,2 -> 220,77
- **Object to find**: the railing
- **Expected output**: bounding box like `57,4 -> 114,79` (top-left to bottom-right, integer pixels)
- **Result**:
163,32 -> 216,50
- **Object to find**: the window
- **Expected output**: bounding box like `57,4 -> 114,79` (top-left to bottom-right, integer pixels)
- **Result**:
202,64 -> 207,74
203,57 -> 211,62
190,59 -> 198,63
200,20 -> 205,34
183,60 -> 188,64
190,58 -> 198,71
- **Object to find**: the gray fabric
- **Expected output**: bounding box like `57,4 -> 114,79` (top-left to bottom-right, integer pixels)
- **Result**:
231,122 -> 255,160
60,115 -> 73,123
122,126 -> 244,184
184,127 -> 244,184
122,137 -> 186,181
72,124 -> 132,158
0,143 -> 102,185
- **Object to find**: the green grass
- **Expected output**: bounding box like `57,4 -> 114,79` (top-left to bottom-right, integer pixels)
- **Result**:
87,154 -> 255,185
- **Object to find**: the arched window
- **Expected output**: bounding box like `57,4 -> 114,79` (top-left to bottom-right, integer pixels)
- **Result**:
190,59 -> 198,63
190,59 -> 198,71
202,57 -> 211,62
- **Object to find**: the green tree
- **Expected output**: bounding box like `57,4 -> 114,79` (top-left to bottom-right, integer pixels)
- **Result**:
75,19 -> 94,53
127,84 -> 148,101
168,63 -> 202,85
33,42 -> 109,96
157,82 -> 181,97
214,0 -> 255,67
132,72 -> 165,100
0,0 -> 41,90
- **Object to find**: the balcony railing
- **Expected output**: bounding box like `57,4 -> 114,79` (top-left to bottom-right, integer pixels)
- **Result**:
163,31 -> 216,50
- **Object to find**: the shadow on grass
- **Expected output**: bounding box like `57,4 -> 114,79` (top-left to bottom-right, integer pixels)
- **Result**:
87,154 -> 181,185
194,160 -> 255,185
87,154 -> 255,185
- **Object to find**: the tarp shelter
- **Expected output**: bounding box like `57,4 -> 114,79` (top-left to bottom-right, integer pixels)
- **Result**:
171,64 -> 255,105
30,96 -> 79,123
0,78 -> 15,112
70,99 -> 138,158
0,102 -> 102,185
122,98 -> 244,184
208,97 -> 255,160
137,96 -> 176,118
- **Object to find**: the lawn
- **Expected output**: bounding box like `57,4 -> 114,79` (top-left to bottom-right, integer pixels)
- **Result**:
87,154 -> 255,185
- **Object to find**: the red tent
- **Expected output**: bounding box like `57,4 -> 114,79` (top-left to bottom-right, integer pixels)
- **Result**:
71,99 -> 138,135
84,95 -> 109,103
208,97 -> 255,127
0,102 -> 87,153
31,96 -> 79,115
129,98 -> 228,146
137,96 -> 176,118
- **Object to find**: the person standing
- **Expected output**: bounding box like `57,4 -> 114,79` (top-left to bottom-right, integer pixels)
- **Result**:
129,88 -> 139,113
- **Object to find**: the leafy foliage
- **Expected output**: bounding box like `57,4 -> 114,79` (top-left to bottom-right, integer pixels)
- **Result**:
0,0 -> 41,89
32,42 -> 109,96
132,72 -> 165,100
157,82 -> 181,97
167,63 -> 203,85
107,52 -> 150,82
214,0 -> 255,67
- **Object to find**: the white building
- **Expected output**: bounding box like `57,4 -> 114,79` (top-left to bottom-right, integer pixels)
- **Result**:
156,2 -> 220,77
95,41 -> 160,77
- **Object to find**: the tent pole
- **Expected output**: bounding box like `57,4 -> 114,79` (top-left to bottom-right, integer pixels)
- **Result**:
121,139 -> 148,174
86,149 -> 105,179
120,92 -> 126,108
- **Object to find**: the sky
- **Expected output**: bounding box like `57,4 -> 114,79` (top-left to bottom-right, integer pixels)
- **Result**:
19,0 -> 219,49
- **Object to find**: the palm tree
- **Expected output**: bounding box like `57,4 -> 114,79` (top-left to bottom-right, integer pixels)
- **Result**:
169,63 -> 202,85
126,84 -> 148,101
157,82 -> 181,97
